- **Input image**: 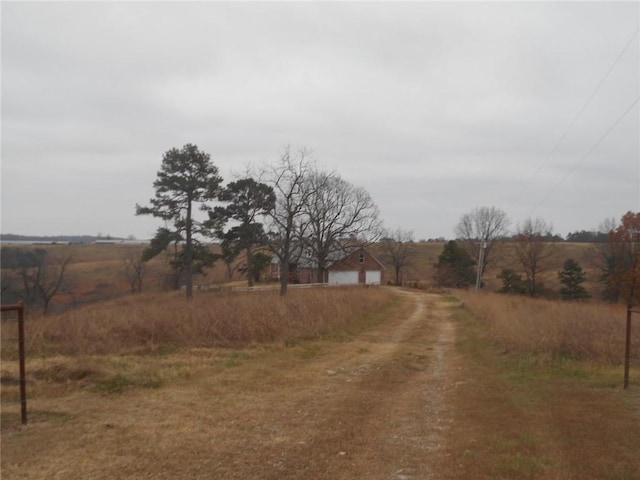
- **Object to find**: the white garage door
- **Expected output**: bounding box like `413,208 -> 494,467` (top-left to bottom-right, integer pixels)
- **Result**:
328,271 -> 359,285
365,271 -> 381,285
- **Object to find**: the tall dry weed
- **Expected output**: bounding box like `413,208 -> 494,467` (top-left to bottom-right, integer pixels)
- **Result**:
458,292 -> 638,364
1,287 -> 394,357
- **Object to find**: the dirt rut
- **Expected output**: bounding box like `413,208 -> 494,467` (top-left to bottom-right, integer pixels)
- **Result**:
197,290 -> 460,479
1,290 -> 460,479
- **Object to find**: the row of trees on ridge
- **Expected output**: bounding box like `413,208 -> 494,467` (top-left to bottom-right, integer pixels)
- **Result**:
436,207 -> 640,305
136,144 -> 381,298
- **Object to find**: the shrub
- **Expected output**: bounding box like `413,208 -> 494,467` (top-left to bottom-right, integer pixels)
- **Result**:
497,269 -> 527,295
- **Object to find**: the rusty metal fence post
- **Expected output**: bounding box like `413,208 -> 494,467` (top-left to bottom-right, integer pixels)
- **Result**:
1,302 -> 27,424
624,305 -> 639,390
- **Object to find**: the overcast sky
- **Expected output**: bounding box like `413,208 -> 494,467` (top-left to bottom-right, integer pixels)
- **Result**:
2,1 -> 638,240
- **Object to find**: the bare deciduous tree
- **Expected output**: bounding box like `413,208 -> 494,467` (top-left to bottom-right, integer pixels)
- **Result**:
18,249 -> 73,314
598,217 -> 618,235
455,206 -> 509,288
304,170 -> 381,283
380,228 -> 414,285
1,270 -> 14,297
123,251 -> 147,294
514,217 -> 557,297
264,146 -> 316,296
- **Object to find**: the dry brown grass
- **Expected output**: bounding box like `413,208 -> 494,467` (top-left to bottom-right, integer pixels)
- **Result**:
1,288 -> 420,479
1,243 -> 235,311
372,241 -> 606,297
2,289 -> 639,479
1,287 -> 394,358
440,297 -> 640,479
2,241 -> 608,315
457,291 -> 639,363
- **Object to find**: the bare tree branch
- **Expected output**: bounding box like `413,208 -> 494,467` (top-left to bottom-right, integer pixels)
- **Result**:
380,228 -> 414,285
455,206 -> 509,287
513,217 -> 557,297
263,146 -> 316,295
303,170 -> 381,282
123,250 -> 147,294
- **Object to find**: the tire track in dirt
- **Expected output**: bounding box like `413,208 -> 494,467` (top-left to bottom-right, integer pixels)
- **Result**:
247,290 -> 460,479
1,289 -> 460,480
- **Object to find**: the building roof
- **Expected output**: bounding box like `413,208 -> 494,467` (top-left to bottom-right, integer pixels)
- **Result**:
270,243 -> 385,270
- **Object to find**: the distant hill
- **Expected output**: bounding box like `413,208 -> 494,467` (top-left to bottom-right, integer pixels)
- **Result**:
0,234 -> 124,244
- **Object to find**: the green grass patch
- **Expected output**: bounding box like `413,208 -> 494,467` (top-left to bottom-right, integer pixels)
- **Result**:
94,374 -> 134,394
221,350 -> 253,367
296,344 -> 322,360
445,297 -> 640,480
94,372 -> 164,394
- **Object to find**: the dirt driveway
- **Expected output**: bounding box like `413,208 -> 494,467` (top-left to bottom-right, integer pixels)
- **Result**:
240,290 -> 460,480
2,290 -> 460,479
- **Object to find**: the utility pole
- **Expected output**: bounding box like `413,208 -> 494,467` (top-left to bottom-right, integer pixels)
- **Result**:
475,241 -> 487,292
624,228 -> 639,389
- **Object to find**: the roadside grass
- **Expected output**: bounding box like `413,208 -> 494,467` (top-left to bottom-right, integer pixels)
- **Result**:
458,291 -> 638,363
1,290 -> 414,480
2,241 -> 607,314
442,298 -> 640,479
0,287 -> 402,431
1,287 -> 394,359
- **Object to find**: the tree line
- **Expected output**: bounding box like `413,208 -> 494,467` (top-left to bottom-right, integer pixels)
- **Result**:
435,207 -> 640,305
3,144 -> 635,310
135,144 -> 382,298
1,247 -> 73,314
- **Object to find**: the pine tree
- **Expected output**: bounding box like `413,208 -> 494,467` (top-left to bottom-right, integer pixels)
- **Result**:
435,240 -> 476,288
497,268 -> 527,294
136,144 -> 223,299
558,258 -> 590,300
210,178 -> 275,287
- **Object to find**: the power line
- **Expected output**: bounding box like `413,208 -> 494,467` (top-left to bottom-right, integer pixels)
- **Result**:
514,26 -> 639,202
528,95 -> 640,216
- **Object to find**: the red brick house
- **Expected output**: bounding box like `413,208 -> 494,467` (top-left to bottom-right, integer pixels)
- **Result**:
327,247 -> 385,285
270,246 -> 385,285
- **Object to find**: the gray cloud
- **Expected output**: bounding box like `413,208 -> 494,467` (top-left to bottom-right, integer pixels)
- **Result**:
2,1 -> 638,240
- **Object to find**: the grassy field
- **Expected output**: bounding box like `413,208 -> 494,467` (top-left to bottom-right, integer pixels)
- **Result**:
1,243 -> 232,312
1,287 -> 638,479
457,291 -> 638,363
1,240 -> 608,315
370,240 -> 604,301
0,287 -> 394,359
441,296 -> 640,479
2,240 -> 638,478
1,286 -> 403,479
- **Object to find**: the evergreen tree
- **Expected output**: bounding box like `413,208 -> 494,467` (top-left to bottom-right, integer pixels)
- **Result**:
238,251 -> 272,283
497,268 -> 527,294
136,144 -> 223,299
599,253 -> 621,303
558,258 -> 591,300
435,240 -> 476,288
210,178 -> 275,287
